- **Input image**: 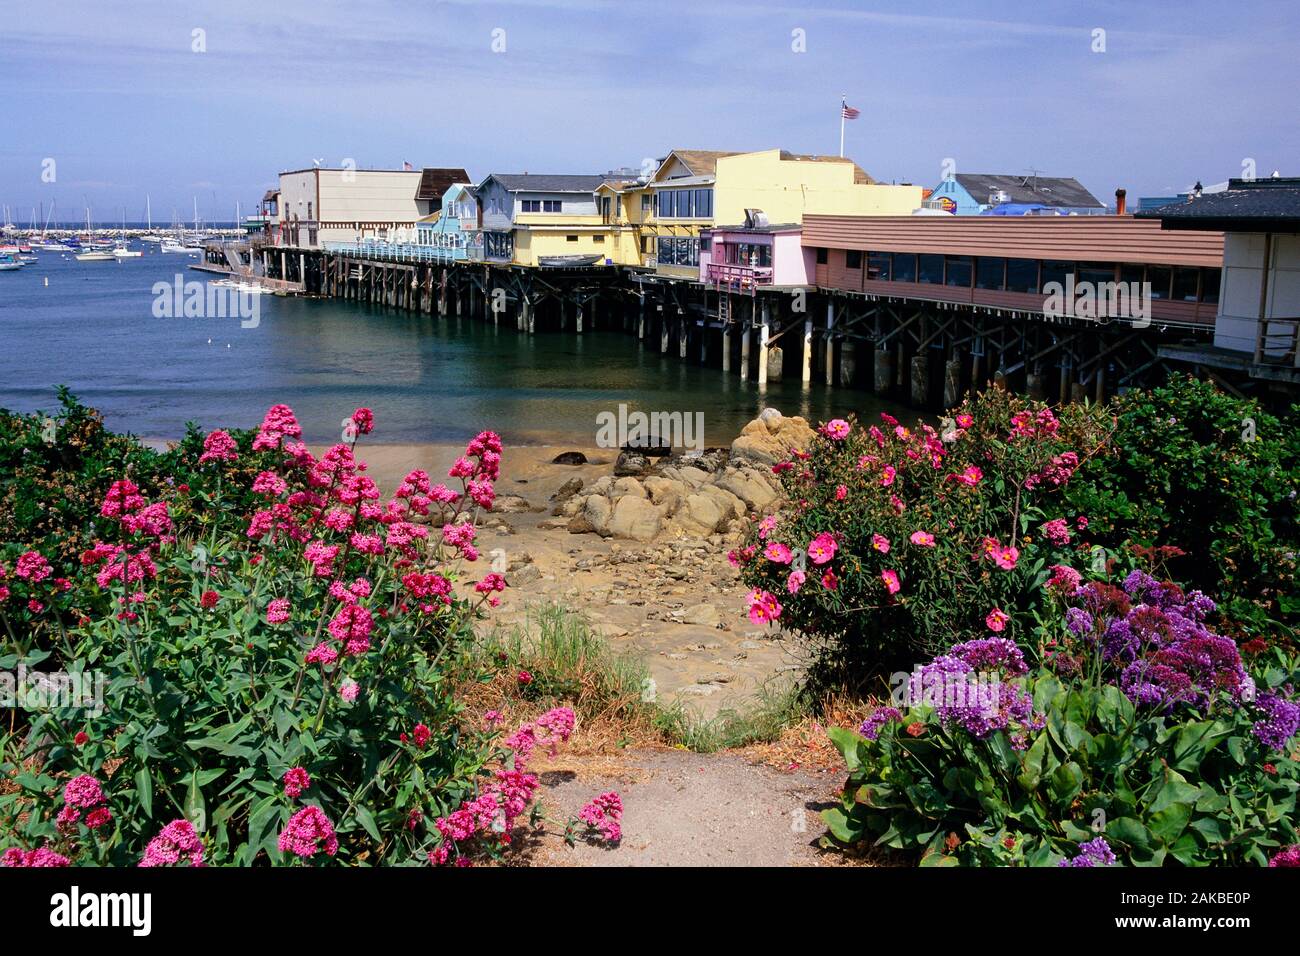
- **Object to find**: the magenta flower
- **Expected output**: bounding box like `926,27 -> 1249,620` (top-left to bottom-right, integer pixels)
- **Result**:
198,429 -> 239,464
786,569 -> 806,594
807,532 -> 837,565
910,531 -> 936,547
139,820 -> 204,867
986,608 -> 1010,632
821,419 -> 851,440
764,541 -> 794,564
278,806 -> 338,859
881,569 -> 901,595
265,598 -> 291,625
747,588 -> 783,625
283,767 -> 311,800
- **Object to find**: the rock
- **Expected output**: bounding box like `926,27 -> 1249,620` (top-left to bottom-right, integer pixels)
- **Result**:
491,494 -> 536,514
730,411 -> 817,466
681,604 -> 719,626
613,450 -> 651,477
643,475 -> 688,505
552,451 -> 588,465
673,447 -> 729,473
697,484 -> 745,520
664,566 -> 690,581
568,495 -> 612,536
607,495 -> 663,542
589,476 -> 614,497
715,469 -> 778,511
697,672 -> 732,685
538,518 -> 569,530
671,492 -> 727,535
551,477 -> 584,501
675,465 -> 710,488
612,476 -> 648,499
509,564 -> 542,586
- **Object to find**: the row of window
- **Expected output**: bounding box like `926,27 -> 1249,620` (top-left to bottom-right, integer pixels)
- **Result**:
521,199 -> 563,213
823,250 -> 1222,303
657,236 -> 701,267
720,242 -> 772,267
564,234 -> 605,243
655,188 -> 713,219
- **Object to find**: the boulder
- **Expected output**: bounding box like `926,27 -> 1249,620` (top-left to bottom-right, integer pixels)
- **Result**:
680,604 -> 720,626
613,450 -> 651,476
697,483 -> 746,519
612,476 -> 648,499
671,492 -> 728,536
589,476 -> 614,497
643,475 -> 689,506
551,477 -> 584,501
552,451 -> 588,465
715,468 -> 778,511
490,494 -> 538,514
730,411 -> 817,466
607,495 -> 663,542
568,495 -> 612,536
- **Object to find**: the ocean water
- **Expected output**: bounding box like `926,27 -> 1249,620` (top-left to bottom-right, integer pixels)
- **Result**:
0,250 -> 900,446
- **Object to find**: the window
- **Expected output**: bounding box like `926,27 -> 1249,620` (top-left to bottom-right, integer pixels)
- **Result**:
867,252 -> 891,281
1040,260 -> 1073,293
846,249 -> 862,269
815,247 -> 828,265
656,236 -> 699,267
521,200 -> 540,213
700,235 -> 711,252
918,254 -> 944,284
1077,263 -> 1117,288
1200,267 -> 1221,303
566,235 -> 578,242
593,234 -> 604,244
944,256 -> 972,287
976,257 -> 1005,290
694,189 -> 712,218
543,200 -> 562,213
642,194 -> 652,212
1171,266 -> 1200,302
1006,258 -> 1037,293
642,237 -> 651,254
1147,266 -> 1172,300
306,201 -> 313,220
893,253 -> 917,282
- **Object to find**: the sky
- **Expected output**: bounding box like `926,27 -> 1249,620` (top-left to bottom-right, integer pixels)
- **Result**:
2,0 -> 1296,224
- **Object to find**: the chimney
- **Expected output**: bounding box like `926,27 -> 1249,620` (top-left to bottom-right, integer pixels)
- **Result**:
1115,188 -> 1127,216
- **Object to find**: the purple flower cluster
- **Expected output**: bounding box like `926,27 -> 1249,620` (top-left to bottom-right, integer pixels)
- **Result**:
859,707 -> 903,740
1058,836 -> 1116,867
1063,572 -> 1298,753
1253,693 -> 1300,752
907,638 -> 1041,744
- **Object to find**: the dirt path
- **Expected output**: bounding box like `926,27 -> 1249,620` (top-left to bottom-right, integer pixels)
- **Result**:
518,749 -> 849,867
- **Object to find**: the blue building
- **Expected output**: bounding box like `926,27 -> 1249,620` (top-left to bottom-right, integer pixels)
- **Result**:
415,183 -> 480,261
927,173 -> 1106,216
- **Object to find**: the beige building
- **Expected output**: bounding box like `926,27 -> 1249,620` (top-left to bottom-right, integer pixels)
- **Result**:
277,167 -> 431,248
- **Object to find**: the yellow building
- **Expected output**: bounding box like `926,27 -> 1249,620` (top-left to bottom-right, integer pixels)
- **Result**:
476,173 -> 612,267
637,148 -> 923,278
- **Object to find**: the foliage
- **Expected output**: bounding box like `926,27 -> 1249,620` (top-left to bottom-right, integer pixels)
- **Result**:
734,387 -> 1112,685
0,401 -> 535,866
821,570 -> 1300,867
1062,375 -> 1300,635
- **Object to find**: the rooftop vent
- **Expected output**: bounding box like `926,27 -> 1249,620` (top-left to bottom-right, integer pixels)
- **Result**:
989,189 -> 1011,204
743,208 -> 769,228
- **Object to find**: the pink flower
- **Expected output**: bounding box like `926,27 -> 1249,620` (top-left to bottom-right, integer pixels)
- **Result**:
517,669 -> 534,685
1040,518 -> 1071,546
1076,515 -> 1089,530
198,429 -> 239,464
835,484 -> 848,501
339,680 -> 360,703
986,608 -> 1010,632
327,605 -> 374,656
955,414 -> 974,429
252,470 -> 288,497
278,806 -> 338,858
474,573 -> 507,594
880,465 -> 897,487
305,643 -> 338,666
786,569 -> 806,594
252,404 -> 302,451
578,791 -> 623,844
200,589 -> 219,609
993,545 -> 1020,571
821,568 -> 838,590
350,407 -> 375,435
2,847 -> 70,867
746,588 -> 783,625
1047,564 -> 1082,591
822,419 -> 851,440
909,531 -> 936,547
266,598 -> 291,625
871,533 -> 891,554
951,465 -> 983,487
881,569 -> 901,595
807,532 -> 837,565
757,515 -> 778,540
139,819 -> 204,868
15,551 -> 51,583
764,541 -> 794,564
283,767 -> 312,800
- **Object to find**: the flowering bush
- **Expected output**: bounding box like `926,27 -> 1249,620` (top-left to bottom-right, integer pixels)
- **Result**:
1062,375 -> 1299,634
0,402 -> 536,866
735,387 -> 1111,683
822,570 -> 1300,866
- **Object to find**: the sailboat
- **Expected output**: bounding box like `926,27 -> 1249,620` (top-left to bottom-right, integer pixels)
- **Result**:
140,196 -> 166,244
75,208 -> 115,261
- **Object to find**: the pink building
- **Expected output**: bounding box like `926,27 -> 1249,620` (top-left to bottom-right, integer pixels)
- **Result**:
699,215 -> 812,290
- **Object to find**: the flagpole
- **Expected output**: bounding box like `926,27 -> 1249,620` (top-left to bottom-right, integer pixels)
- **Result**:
839,94 -> 846,157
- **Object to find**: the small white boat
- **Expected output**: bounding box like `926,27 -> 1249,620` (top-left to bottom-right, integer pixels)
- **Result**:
160,241 -> 201,255
112,245 -> 142,258
75,250 -> 115,262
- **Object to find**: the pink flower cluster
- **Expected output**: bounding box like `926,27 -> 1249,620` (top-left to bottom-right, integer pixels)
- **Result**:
283,767 -> 312,799
578,791 -> 624,843
252,404 -> 303,452
198,429 -> 239,463
58,774 -> 112,831
278,806 -> 338,858
2,846 -> 70,867
139,819 -> 205,867
1024,451 -> 1079,491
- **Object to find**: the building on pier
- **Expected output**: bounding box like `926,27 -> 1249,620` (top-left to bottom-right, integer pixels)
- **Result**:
925,172 -> 1106,216
1136,176 -> 1300,386
699,215 -> 810,291
413,183 -> 481,261
275,165 -> 469,249
644,148 -> 923,280
475,173 -> 609,266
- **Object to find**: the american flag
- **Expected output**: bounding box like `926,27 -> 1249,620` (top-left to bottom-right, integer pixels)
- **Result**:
402,161 -> 414,170
841,103 -> 860,120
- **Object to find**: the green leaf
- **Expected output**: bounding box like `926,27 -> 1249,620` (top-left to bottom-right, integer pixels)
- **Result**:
184,771 -> 207,832
353,805 -> 381,843
134,766 -> 153,818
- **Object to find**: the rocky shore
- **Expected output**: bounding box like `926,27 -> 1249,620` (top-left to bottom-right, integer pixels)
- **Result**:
353,410 -> 819,714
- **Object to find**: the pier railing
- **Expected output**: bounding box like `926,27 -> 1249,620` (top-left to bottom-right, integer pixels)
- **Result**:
706,261 -> 774,289
322,241 -> 476,264
1254,318 -> 1300,368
